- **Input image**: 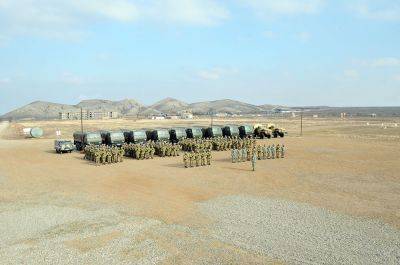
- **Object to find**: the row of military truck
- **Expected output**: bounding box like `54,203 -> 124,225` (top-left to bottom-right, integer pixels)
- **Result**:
73,124 -> 286,151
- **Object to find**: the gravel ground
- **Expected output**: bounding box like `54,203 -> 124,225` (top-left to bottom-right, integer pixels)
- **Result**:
198,195 -> 400,265
0,194 -> 274,265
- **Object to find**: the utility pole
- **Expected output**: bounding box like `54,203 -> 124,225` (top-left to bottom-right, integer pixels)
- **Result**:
80,107 -> 84,134
210,108 -> 214,127
300,109 -> 303,136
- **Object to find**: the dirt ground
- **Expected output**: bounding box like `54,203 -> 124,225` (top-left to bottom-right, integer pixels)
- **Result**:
0,117 -> 399,264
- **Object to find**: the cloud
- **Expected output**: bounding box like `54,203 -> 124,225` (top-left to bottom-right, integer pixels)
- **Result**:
0,0 -> 229,40
350,1 -> 400,21
296,31 -> 311,42
263,30 -> 276,39
60,72 -> 86,85
0,77 -> 11,85
197,67 -> 238,80
343,69 -> 359,79
370,57 -> 400,67
241,0 -> 325,18
144,0 -> 229,26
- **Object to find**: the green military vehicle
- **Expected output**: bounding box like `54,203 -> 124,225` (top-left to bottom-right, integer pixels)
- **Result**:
203,126 -> 223,138
54,140 -> 75,153
123,129 -> 147,144
222,125 -> 240,137
100,130 -> 125,147
169,127 -> 187,143
186,127 -> 203,139
73,131 -> 102,151
148,128 -> 170,142
239,125 -> 253,139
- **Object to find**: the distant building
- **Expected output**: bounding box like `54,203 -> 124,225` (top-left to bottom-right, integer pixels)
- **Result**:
166,115 -> 179,120
59,110 -> 119,120
180,112 -> 193,119
151,115 -> 165,120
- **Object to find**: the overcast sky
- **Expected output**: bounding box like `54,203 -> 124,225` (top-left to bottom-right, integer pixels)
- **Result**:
0,0 -> 399,114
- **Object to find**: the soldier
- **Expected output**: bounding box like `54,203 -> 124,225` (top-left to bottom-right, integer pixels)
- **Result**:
242,148 -> 246,162
101,150 -> 107,164
189,152 -> 194,167
206,151 -> 211,165
276,144 -> 280,159
94,149 -> 100,165
251,152 -> 257,171
201,152 -> 206,166
231,149 -> 235,163
183,153 -> 188,168
281,144 -> 285,158
195,152 -> 200,167
271,144 -> 275,159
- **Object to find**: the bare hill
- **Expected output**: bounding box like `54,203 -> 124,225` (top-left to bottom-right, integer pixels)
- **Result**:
149,98 -> 189,114
1,101 -> 78,120
189,99 -> 264,114
77,99 -> 143,115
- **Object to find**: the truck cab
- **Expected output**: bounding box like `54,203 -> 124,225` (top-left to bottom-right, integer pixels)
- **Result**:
73,132 -> 102,151
186,127 -> 203,139
169,127 -> 187,143
101,130 -> 125,147
222,125 -> 240,137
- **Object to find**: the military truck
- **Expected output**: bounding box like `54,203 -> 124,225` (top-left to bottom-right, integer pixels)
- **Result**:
253,124 -> 272,139
148,128 -> 170,142
267,123 -> 286,138
100,130 -> 125,147
222,125 -> 240,137
169,127 -> 187,143
238,125 -> 253,139
54,140 -> 74,153
123,129 -> 147,144
203,126 -> 223,138
186,127 -> 203,139
73,131 -> 102,151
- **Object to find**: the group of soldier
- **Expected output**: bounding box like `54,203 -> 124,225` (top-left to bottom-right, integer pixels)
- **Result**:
231,144 -> 285,163
180,138 -> 213,152
84,145 -> 125,165
183,150 -> 212,168
212,136 -> 256,151
154,141 -> 181,157
180,136 -> 257,152
122,143 -> 156,160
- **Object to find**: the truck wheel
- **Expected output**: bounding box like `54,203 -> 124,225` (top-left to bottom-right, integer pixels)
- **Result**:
260,134 -> 265,139
273,132 -> 278,138
266,134 -> 271,139
279,132 -> 285,137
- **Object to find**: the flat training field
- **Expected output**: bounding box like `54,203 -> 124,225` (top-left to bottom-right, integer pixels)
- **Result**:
0,117 -> 399,264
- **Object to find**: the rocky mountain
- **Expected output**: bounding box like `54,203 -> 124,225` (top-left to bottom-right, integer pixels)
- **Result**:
76,99 -> 143,115
1,98 -> 277,120
1,101 -> 79,120
189,99 -> 264,114
149,98 -> 189,114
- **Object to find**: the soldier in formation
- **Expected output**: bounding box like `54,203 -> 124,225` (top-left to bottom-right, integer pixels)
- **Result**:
231,143 -> 286,162
180,138 -> 212,152
122,143 -> 156,160
183,150 -> 212,168
84,145 -> 124,165
211,136 -> 256,151
154,141 -> 181,157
